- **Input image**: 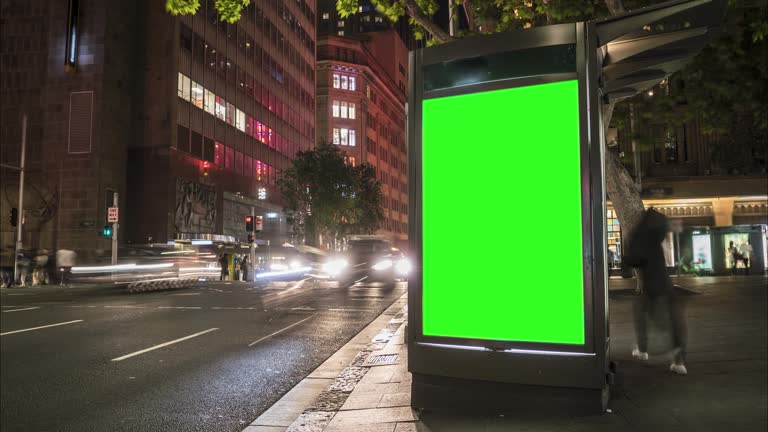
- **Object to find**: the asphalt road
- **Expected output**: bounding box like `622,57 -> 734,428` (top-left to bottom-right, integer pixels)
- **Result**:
0,279 -> 406,432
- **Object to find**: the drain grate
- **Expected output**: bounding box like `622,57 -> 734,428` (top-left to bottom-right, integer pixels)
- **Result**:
367,353 -> 399,365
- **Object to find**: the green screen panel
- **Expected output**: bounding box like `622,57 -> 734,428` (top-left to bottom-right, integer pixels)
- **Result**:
421,79 -> 585,345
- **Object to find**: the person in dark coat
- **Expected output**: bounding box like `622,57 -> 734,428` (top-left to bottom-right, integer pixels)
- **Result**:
625,208 -> 688,375
219,254 -> 229,281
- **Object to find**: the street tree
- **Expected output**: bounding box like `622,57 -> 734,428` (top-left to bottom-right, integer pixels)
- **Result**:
165,0 -> 250,23
611,4 -> 767,176
278,142 -> 385,247
334,0 -> 726,251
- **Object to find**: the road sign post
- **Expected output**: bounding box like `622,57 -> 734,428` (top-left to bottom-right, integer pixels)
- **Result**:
109,194 -> 118,265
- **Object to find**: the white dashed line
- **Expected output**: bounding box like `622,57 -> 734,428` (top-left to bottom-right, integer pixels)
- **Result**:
2,307 -> 41,313
248,315 -> 315,347
111,328 -> 219,361
0,320 -> 84,336
157,306 -> 202,310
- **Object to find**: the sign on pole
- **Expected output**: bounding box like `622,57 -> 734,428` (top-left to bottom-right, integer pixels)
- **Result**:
107,207 -> 119,223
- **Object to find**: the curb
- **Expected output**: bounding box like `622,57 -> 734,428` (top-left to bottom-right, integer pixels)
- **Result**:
244,293 -> 408,432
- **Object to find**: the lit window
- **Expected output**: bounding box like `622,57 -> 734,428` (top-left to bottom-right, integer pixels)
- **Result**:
178,73 -> 191,101
215,96 -> 226,121
332,100 -> 340,118
340,101 -> 348,119
340,128 -> 348,146
349,129 -> 356,146
258,187 -> 267,200
358,6 -> 363,12
349,103 -> 356,119
375,16 -> 383,23
191,80 -> 204,108
322,12 -> 329,20
337,31 -> 344,36
349,76 -> 356,91
235,109 -> 245,132
341,75 -> 348,90
332,128 -> 340,145
333,73 -> 340,89
337,20 -> 345,27
363,15 -> 371,22
226,102 -> 235,125
204,89 -> 215,114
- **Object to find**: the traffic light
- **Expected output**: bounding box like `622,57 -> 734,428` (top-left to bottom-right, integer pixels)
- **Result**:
245,215 -> 254,232
9,208 -> 18,227
247,233 -> 255,243
102,225 -> 113,237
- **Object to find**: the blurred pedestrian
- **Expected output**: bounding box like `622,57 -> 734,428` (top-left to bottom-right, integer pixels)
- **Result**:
728,241 -> 741,275
56,249 -> 76,285
219,253 -> 229,281
738,240 -> 753,275
233,254 -> 241,281
240,255 -> 249,282
32,249 -> 50,286
625,208 -> 688,375
17,251 -> 31,287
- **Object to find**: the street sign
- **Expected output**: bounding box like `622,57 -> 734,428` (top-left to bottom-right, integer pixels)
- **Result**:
107,207 -> 119,223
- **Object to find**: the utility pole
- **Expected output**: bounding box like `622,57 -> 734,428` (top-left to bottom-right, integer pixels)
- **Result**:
111,192 -> 119,265
14,114 -> 27,284
250,205 -> 256,281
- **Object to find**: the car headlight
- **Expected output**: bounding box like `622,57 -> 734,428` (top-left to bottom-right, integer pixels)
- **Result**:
372,259 -> 393,271
289,260 -> 302,269
395,259 -> 411,275
270,263 -> 288,271
323,259 -> 348,276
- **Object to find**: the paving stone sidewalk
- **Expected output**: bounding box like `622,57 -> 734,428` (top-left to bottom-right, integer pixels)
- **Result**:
247,276 -> 767,432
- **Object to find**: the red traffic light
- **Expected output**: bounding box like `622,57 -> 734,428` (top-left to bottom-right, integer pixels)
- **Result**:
245,216 -> 253,223
245,215 -> 254,232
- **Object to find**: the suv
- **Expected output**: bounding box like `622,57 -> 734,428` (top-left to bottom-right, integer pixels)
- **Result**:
322,236 -> 410,288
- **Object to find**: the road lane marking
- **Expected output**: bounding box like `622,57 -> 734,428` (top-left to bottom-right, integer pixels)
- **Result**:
0,320 -> 84,336
248,315 -> 315,347
105,305 -> 147,309
157,306 -> 202,310
2,307 -> 41,313
171,292 -> 201,296
111,328 -> 219,362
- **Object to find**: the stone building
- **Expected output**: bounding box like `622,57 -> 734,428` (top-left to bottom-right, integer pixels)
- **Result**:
316,30 -> 409,244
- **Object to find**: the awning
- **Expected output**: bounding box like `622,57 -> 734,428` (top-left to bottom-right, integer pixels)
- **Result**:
594,0 -> 727,102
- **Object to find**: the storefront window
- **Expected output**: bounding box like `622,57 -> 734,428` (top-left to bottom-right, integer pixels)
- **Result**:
724,233 -> 750,270
692,233 -> 712,270
607,209 -> 621,268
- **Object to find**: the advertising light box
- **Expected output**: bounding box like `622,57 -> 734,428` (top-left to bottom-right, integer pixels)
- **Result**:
421,79 -> 585,345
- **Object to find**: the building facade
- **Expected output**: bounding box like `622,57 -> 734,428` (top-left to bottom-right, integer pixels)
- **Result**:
317,0 -> 418,49
1,0 -> 316,259
316,31 -> 409,243
607,79 -> 767,274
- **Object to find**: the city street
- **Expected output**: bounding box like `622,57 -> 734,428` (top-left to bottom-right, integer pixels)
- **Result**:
0,280 -> 406,432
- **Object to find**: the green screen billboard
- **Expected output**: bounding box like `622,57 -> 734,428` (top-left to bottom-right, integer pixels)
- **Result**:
421,79 -> 585,345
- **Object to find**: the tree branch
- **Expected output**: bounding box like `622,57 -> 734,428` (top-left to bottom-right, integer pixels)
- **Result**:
461,0 -> 475,32
402,0 -> 456,43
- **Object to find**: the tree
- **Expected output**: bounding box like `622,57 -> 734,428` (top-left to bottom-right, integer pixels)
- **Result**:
165,0 -> 250,23
335,0 -> 652,249
278,143 -> 385,247
611,3 -> 768,175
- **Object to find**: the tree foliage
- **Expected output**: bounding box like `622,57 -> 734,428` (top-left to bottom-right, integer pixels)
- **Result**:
165,0 -> 250,23
278,143 -> 385,246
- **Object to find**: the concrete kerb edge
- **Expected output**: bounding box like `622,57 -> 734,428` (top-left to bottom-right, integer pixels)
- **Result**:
245,293 -> 409,432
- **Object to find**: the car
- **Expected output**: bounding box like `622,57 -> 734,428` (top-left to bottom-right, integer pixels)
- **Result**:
322,236 -> 410,288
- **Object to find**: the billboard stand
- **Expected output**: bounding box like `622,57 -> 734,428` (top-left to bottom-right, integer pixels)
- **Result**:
407,0 -> 726,414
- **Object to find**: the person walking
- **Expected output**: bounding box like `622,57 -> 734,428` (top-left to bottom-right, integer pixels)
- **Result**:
32,250 -> 50,286
728,241 -> 741,275
240,255 -> 249,282
219,253 -> 229,281
738,240 -> 753,275
56,249 -> 76,285
625,208 -> 688,375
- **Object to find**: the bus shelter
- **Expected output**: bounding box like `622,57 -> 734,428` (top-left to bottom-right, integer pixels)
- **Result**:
407,0 -> 726,413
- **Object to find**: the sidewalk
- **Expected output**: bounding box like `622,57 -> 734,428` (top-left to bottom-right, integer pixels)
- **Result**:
247,276 -> 767,432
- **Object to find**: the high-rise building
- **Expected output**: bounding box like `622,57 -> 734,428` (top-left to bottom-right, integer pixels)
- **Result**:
0,0 -> 316,254
316,31 -> 409,243
317,0 -> 418,49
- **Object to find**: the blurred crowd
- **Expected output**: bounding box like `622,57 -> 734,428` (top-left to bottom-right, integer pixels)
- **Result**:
0,248 -> 76,288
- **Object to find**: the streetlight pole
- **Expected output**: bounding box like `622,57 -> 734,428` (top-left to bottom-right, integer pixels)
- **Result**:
14,114 -> 27,284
